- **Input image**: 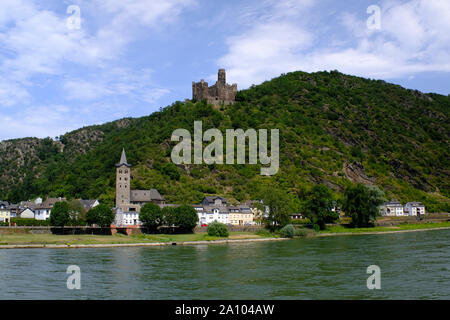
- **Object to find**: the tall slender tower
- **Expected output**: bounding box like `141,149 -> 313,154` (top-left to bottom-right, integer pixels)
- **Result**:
116,149 -> 132,209
217,69 -> 226,85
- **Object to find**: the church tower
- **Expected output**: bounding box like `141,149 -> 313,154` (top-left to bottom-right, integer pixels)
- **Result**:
116,148 -> 131,209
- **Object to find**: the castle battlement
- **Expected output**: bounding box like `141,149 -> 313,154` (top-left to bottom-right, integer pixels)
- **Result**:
192,69 -> 237,105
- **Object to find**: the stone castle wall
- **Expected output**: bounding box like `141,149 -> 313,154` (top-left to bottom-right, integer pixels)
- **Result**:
192,69 -> 237,105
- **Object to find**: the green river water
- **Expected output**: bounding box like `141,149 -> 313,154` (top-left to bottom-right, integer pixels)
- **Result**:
0,229 -> 448,299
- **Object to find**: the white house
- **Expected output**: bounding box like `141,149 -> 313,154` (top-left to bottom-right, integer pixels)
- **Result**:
34,207 -> 51,221
19,208 -> 35,219
114,208 -> 141,227
197,206 -> 229,225
404,202 -> 426,216
382,201 -> 404,216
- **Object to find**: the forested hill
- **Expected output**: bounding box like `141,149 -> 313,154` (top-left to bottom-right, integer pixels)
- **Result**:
1,70 -> 449,212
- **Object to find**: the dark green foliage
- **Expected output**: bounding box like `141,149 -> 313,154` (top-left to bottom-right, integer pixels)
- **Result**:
50,202 -> 70,227
162,206 -> 176,226
0,70 -> 448,212
341,184 -> 386,227
259,188 -> 294,231
85,204 -> 114,227
302,184 -> 338,230
139,203 -> 164,230
295,228 -> 309,237
173,205 -> 198,232
207,221 -> 229,237
279,224 -> 295,238
162,163 -> 180,180
10,218 -> 50,226
68,199 -> 87,226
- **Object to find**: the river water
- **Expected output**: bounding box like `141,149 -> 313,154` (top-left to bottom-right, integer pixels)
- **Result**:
0,229 -> 449,299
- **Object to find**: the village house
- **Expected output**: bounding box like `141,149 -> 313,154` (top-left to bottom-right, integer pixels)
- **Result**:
80,199 -> 100,211
195,197 -> 255,226
19,208 -> 35,219
0,201 -> 10,223
34,197 -> 65,221
228,205 -> 254,226
381,201 -> 405,216
404,202 -> 426,216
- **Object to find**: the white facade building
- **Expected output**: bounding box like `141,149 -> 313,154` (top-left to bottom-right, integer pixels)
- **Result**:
114,208 -> 141,227
34,208 -> 51,221
404,202 -> 426,216
382,201 -> 404,216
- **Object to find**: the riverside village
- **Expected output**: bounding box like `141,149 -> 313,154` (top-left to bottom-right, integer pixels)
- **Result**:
0,70 -> 440,237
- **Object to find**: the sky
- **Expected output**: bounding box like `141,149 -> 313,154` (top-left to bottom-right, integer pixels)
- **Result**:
0,0 -> 449,141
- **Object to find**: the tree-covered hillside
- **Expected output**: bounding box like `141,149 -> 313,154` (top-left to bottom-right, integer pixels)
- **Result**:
0,70 -> 449,212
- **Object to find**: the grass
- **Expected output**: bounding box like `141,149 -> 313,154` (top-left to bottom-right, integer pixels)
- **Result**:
319,221 -> 450,234
0,231 -> 267,246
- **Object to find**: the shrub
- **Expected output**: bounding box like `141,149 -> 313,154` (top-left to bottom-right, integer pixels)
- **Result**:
279,224 -> 295,238
256,228 -> 275,237
11,218 -> 51,226
0,221 -> 9,226
295,228 -> 309,238
313,224 -> 320,232
207,221 -> 229,237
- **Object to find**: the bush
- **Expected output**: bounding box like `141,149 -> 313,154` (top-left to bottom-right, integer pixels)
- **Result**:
295,228 -> 309,238
0,221 -> 9,226
291,218 -> 311,225
279,224 -> 295,238
11,218 -> 51,226
313,224 -> 320,232
207,221 -> 229,237
255,228 -> 274,237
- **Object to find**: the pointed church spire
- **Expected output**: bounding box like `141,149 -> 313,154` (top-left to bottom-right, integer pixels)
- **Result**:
116,148 -> 132,167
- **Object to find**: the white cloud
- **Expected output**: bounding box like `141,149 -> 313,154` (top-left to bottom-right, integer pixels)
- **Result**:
0,105 -> 80,139
63,68 -> 170,103
219,0 -> 450,88
0,78 -> 30,107
0,0 -> 193,108
0,0 -> 192,139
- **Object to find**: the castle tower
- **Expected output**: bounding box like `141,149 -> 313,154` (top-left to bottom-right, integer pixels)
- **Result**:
218,69 -> 226,85
116,148 -> 131,209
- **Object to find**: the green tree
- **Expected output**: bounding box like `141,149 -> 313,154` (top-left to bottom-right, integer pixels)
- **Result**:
50,201 -> 70,227
86,204 -> 114,227
162,206 -> 176,227
173,205 -> 198,232
68,199 -> 86,225
162,163 -> 180,180
258,188 -> 293,231
139,203 -> 164,231
341,184 -> 386,227
302,184 -> 338,230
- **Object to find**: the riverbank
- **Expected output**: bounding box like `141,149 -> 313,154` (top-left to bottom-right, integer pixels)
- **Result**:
1,221 -> 449,249
317,221 -> 450,237
0,231 -> 284,249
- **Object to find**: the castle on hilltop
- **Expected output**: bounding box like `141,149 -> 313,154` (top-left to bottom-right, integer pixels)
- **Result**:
192,69 -> 237,105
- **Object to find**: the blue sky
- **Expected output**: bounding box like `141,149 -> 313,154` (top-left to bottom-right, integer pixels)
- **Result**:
1,0 -> 449,141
